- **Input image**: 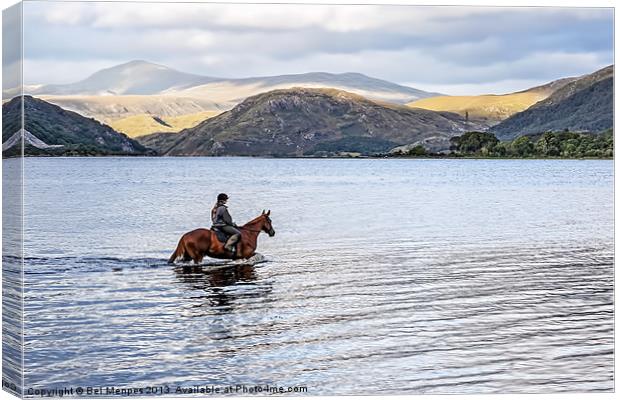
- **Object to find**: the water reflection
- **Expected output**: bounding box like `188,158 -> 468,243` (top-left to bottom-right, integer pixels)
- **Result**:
175,263 -> 258,287
174,264 -> 264,313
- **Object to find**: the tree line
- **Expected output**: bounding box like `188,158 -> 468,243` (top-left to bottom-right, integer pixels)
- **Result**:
394,130 -> 613,159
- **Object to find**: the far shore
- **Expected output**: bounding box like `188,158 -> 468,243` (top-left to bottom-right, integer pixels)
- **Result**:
2,154 -> 614,161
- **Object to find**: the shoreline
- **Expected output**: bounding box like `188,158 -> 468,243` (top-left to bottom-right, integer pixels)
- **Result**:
3,154 -> 614,161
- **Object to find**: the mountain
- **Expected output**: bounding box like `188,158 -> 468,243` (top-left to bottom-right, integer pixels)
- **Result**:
27,61 -> 441,137
2,96 -> 151,156
531,65 -> 613,106
491,65 -> 613,140
31,60 -> 439,103
141,88 -> 485,156
31,60 -> 219,96
407,77 -> 577,123
169,71 -> 441,104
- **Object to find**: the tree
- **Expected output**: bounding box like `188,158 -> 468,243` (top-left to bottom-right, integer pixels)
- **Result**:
494,142 -> 508,156
446,130 -> 612,159
535,132 -> 561,156
408,145 -> 427,156
511,136 -> 534,157
451,131 -> 499,154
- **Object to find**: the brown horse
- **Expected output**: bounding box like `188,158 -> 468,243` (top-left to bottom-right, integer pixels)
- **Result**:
168,210 -> 275,264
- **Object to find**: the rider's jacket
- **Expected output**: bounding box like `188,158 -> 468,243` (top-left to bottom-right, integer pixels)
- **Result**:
212,204 -> 235,227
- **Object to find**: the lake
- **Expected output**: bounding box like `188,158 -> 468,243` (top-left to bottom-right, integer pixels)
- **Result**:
6,157 -> 614,395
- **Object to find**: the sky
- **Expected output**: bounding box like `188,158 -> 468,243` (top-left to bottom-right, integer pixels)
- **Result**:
17,1 -> 615,95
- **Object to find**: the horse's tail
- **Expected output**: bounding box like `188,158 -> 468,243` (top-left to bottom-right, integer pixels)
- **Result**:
168,237 -> 185,264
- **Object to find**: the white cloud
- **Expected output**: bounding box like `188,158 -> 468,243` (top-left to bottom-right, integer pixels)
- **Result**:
43,2 -> 92,25
35,2 -> 608,34
21,2 -> 614,95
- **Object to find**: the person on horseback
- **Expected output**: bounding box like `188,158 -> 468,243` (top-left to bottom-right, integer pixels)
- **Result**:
211,193 -> 241,253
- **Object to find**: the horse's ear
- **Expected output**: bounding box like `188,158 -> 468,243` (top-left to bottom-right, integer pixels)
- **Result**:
262,209 -> 265,215
267,210 -> 271,216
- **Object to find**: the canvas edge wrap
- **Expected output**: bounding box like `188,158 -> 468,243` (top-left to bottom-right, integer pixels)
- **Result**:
2,1 -> 24,398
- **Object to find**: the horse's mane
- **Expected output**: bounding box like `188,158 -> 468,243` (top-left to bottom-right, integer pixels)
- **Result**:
242,213 -> 265,228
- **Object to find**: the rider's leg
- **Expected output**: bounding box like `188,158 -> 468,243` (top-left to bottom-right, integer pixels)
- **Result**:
221,226 -> 241,252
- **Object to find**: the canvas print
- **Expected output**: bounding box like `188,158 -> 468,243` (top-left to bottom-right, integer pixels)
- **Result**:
1,1 -> 614,397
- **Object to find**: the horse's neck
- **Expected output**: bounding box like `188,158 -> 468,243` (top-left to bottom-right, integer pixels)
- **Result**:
242,219 -> 262,249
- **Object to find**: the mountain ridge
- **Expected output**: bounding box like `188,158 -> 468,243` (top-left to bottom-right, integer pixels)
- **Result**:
31,60 -> 221,96
142,87 -> 485,156
27,61 -> 445,138
491,65 -> 613,139
172,70 -> 442,104
407,75 -> 580,123
29,60 -> 439,102
27,60 -> 443,137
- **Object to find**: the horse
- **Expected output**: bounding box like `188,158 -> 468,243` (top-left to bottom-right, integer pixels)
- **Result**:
168,210 -> 275,264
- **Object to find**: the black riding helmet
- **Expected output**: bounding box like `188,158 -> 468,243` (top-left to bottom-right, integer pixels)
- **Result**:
217,193 -> 229,202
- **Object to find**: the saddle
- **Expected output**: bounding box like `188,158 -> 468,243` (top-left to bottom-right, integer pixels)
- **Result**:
211,227 -> 231,244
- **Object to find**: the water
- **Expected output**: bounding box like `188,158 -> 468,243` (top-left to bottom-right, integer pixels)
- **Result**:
8,157 -> 614,394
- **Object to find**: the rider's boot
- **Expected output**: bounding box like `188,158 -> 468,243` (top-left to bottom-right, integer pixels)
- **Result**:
224,234 -> 240,253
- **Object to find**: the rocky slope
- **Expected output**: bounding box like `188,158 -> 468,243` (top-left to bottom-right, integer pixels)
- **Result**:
491,65 -> 613,140
142,88 -> 485,156
2,96 -> 151,156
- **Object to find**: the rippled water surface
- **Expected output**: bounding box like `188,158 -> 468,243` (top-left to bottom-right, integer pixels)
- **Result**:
15,157 -> 614,394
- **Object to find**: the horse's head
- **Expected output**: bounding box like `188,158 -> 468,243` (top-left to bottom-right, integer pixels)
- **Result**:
261,210 -> 276,237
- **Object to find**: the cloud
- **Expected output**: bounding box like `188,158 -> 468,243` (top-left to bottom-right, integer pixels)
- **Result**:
21,2 -> 614,94
32,3 -> 497,32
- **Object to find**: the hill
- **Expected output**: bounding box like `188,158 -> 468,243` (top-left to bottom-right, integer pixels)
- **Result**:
40,94 -> 231,122
406,77 -> 576,123
30,60 -> 219,96
2,96 -> 151,156
491,65 -> 613,140
142,88 -> 484,156
107,111 -> 221,137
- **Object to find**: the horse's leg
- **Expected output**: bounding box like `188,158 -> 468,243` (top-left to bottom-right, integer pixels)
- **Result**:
184,242 -> 200,264
234,242 -> 242,260
191,248 -> 203,264
237,235 -> 257,260
181,240 -> 191,262
207,231 -> 228,259
232,233 -> 247,260
193,233 -> 212,264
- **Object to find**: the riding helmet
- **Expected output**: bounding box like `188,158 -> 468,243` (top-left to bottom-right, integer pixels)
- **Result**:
217,193 -> 229,201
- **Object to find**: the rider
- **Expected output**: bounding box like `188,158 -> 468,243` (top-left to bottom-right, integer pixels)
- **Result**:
211,193 -> 241,253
